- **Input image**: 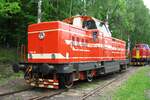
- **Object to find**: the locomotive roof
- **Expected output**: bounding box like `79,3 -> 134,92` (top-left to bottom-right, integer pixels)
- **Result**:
63,15 -> 103,24
135,43 -> 149,48
136,43 -> 149,46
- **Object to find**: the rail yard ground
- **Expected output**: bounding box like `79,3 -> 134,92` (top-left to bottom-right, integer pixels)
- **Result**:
0,50 -> 150,100
0,65 -> 149,100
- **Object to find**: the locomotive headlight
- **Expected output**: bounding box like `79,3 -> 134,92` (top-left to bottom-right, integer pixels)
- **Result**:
39,32 -> 45,40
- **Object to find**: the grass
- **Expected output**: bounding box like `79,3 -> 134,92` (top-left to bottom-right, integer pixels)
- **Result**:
0,72 -> 23,85
0,48 -> 23,85
113,66 -> 150,100
0,48 -> 17,64
0,64 -> 23,85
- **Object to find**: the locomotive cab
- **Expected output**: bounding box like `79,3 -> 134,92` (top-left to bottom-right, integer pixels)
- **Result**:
63,16 -> 112,37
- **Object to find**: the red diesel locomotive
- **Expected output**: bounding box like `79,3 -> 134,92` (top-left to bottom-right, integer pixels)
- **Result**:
13,16 -> 128,89
131,43 -> 150,65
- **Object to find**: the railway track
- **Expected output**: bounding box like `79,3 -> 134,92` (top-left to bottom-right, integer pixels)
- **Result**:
0,87 -> 32,97
81,67 -> 139,100
0,87 -> 67,100
29,89 -> 67,100
81,78 -> 117,100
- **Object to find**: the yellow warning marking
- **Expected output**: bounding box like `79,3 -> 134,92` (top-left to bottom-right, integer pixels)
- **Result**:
136,50 -> 140,59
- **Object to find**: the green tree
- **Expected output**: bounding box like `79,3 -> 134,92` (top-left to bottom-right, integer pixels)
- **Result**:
0,0 -> 150,48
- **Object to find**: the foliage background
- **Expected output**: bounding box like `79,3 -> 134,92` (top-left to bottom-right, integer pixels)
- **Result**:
0,0 -> 150,49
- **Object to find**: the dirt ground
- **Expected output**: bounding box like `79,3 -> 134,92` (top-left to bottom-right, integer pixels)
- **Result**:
0,64 -> 28,94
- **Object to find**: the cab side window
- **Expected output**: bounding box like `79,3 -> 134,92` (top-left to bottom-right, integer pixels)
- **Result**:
96,21 -> 111,37
83,20 -> 97,29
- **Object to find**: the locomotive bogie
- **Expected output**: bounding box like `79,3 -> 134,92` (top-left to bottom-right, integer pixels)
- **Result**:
21,60 -> 127,89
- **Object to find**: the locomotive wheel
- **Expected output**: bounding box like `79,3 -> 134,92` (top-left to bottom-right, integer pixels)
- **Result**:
119,64 -> 127,72
59,73 -> 74,89
86,71 -> 93,82
64,80 -> 74,88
